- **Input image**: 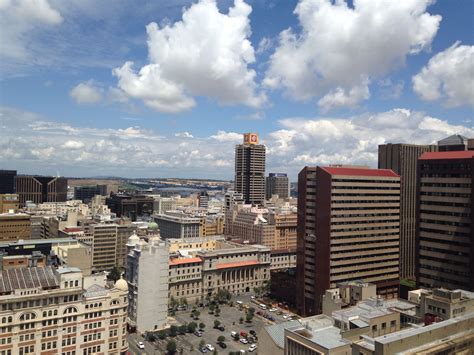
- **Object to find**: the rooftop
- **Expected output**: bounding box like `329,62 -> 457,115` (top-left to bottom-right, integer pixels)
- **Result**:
0,266 -> 59,294
169,257 -> 202,266
264,320 -> 300,348
321,166 -> 399,178
419,151 -> 474,160
287,315 -> 352,350
216,260 -> 259,269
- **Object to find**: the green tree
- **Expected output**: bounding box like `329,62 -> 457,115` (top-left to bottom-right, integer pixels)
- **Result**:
169,325 -> 178,337
166,340 -> 177,354
217,335 -> 226,342
145,332 -> 156,342
246,312 -> 253,323
248,307 -> 255,315
215,308 -> 221,317
199,322 -> 206,330
180,298 -> 188,307
199,340 -> 205,349
214,319 -> 221,328
170,296 -> 178,309
209,303 -> 215,314
108,266 -> 121,282
213,350 -> 218,355
178,324 -> 187,335
239,317 -> 244,324
191,309 -> 201,320
187,322 -> 197,333
157,330 -> 167,339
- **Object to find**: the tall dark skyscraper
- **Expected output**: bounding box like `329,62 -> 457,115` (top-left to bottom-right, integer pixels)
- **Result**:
15,175 -> 67,206
234,133 -> 266,205
378,143 -> 436,279
74,184 -> 107,203
0,170 -> 17,194
416,151 -> 474,292
266,173 -> 290,200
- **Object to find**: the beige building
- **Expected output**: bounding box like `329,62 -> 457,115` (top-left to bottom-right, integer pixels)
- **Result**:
0,266 -> 128,355
0,194 -> 19,213
225,205 -> 297,250
167,236 -> 225,253
417,288 -> 474,322
297,166 -> 400,315
0,212 -> 31,242
168,241 -> 271,304
352,312 -> 474,355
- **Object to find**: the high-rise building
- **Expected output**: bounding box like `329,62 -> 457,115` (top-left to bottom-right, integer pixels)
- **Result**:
74,184 -> 108,203
0,170 -> 16,194
234,133 -> 266,205
0,266 -> 129,355
297,166 -> 400,316
266,173 -> 290,200
198,191 -> 209,209
416,151 -> 474,291
126,235 -> 169,333
378,143 -> 436,278
14,175 -> 67,206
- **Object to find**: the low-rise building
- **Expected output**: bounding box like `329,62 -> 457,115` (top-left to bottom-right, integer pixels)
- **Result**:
418,288 -> 474,324
0,266 -> 128,355
0,194 -> 19,213
0,212 -> 31,242
168,241 -> 271,304
154,211 -> 202,239
270,249 -> 296,270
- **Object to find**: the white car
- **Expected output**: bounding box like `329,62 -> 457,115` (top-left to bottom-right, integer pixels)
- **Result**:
249,344 -> 257,352
282,314 -> 289,319
137,341 -> 145,349
269,308 -> 278,312
239,338 -> 248,344
250,296 -> 255,300
206,344 -> 215,351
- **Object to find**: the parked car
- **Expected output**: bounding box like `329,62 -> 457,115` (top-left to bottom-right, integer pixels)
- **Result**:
217,342 -> 227,349
269,308 -> 278,312
218,325 -> 225,331
256,311 -> 263,316
239,338 -> 248,344
240,331 -> 248,337
194,331 -> 202,337
250,296 -> 255,300
249,344 -> 257,352
231,331 -> 238,338
199,347 -> 208,353
206,344 -> 215,351
249,330 -> 256,336
282,314 -> 290,319
137,341 -> 145,349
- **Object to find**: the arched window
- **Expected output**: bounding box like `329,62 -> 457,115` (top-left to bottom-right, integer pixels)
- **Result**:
110,299 -> 119,306
20,312 -> 36,322
63,307 -> 78,315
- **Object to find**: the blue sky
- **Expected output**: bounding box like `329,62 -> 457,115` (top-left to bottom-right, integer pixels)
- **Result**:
0,0 -> 473,180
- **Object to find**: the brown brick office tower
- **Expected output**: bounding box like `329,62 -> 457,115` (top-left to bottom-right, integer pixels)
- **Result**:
416,151 -> 474,291
296,166 -> 400,316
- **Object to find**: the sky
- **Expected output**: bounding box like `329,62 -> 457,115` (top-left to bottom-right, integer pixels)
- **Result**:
0,0 -> 473,181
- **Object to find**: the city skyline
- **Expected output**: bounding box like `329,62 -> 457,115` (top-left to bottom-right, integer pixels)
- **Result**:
1,0 -> 473,179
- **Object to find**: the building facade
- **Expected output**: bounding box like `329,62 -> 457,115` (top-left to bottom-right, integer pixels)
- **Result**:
0,170 -> 16,194
378,143 -> 436,279
234,133 -> 266,205
126,236 -> 169,333
74,185 -> 108,203
0,266 -> 128,355
154,212 -> 202,239
0,213 -> 31,242
168,242 -> 271,304
15,176 -> 67,206
106,194 -> 154,221
266,173 -> 290,200
416,151 -> 474,291
297,166 -> 400,316
0,194 -> 19,213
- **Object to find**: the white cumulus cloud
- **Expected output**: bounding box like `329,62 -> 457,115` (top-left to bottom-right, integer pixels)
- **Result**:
70,81 -> 103,104
413,41 -> 474,107
62,140 -> 84,150
264,0 -> 441,111
113,0 -> 265,113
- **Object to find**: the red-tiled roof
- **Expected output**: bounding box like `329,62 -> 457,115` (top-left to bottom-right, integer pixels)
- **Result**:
63,227 -> 83,233
169,257 -> 202,266
321,166 -> 399,178
216,260 -> 259,269
419,151 -> 474,160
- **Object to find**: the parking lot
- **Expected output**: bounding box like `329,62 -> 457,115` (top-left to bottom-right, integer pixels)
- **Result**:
127,294 -> 296,354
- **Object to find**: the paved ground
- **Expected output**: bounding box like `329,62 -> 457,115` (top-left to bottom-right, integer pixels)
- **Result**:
126,294 -> 296,355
